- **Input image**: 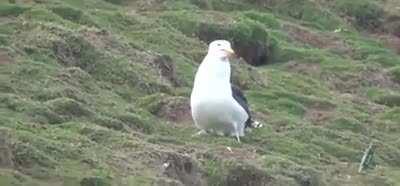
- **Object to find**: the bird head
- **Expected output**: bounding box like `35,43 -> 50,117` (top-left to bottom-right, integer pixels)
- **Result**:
207,40 -> 236,60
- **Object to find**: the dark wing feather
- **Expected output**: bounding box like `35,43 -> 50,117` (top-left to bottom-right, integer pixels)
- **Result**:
231,85 -> 252,128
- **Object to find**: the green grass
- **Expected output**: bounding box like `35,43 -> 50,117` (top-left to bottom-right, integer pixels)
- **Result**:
0,3 -> 30,17
334,0 -> 384,30
0,0 -> 400,185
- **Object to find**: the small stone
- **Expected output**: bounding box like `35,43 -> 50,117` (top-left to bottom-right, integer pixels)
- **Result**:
163,162 -> 170,169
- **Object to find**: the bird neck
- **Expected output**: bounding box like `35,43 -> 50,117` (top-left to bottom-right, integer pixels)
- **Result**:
203,54 -> 231,80
192,54 -> 233,98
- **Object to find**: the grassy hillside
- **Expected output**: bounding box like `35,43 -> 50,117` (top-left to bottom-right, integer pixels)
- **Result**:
0,0 -> 400,185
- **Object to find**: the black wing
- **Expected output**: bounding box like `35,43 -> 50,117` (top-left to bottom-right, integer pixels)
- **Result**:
231,85 -> 252,128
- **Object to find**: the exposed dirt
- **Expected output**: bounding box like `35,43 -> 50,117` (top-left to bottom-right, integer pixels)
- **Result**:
151,55 -> 182,87
284,24 -> 327,48
80,29 -> 127,55
73,29 -> 183,88
52,39 -> 84,67
53,30 -> 119,70
341,93 -> 386,114
360,67 -> 397,88
125,0 -> 167,11
156,97 -> 191,123
284,61 -> 322,77
129,148 -> 205,186
225,164 -> 275,186
306,109 -> 334,125
378,34 -> 400,54
161,152 -> 204,186
283,24 -> 351,55
0,49 -> 13,65
322,65 -> 398,94
383,15 -> 400,37
0,129 -> 14,168
304,95 -> 336,125
211,146 -> 260,163
13,0 -> 35,4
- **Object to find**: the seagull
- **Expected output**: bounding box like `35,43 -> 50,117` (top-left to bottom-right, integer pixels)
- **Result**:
190,40 -> 261,143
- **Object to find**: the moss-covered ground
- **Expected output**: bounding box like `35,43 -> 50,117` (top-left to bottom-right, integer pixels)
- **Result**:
0,0 -> 399,185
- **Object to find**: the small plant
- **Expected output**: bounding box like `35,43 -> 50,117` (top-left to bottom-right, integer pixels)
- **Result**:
104,0 -> 124,5
0,3 -> 29,17
389,66 -> 400,82
335,0 -> 383,30
359,142 -> 375,173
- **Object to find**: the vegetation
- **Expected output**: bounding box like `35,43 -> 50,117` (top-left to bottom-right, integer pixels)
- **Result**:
0,0 -> 399,185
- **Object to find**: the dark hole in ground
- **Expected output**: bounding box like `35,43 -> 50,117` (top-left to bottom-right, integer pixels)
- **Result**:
232,40 -> 270,66
184,161 -> 193,173
198,23 -> 274,66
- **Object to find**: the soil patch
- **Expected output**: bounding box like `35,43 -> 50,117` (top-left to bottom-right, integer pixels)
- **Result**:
0,49 -> 13,65
156,97 -> 191,123
378,34 -> 400,54
225,164 -> 275,186
283,24 -> 350,55
285,61 -> 321,76
0,129 -> 14,168
150,55 -> 183,87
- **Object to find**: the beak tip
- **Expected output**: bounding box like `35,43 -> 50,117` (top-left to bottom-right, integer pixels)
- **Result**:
228,49 -> 236,56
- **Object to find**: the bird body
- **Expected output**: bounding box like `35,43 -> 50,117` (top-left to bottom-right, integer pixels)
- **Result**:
190,40 -> 249,142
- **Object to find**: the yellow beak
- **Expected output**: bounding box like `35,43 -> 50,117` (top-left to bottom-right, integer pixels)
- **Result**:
223,48 -> 236,57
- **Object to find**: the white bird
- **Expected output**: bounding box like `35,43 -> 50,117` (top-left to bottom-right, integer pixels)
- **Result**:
190,40 -> 261,143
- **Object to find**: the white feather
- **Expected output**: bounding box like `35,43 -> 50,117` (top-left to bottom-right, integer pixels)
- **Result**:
190,41 -> 248,137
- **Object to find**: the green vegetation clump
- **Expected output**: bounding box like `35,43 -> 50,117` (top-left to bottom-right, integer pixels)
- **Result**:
389,66 -> 400,82
50,5 -> 95,26
367,88 -> 400,107
0,3 -> 30,17
334,0 -> 384,30
46,97 -> 93,118
273,0 -> 343,30
242,11 -> 281,29
80,177 -> 111,186
191,0 -> 253,11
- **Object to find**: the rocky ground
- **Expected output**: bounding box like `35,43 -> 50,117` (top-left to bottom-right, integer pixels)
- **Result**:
0,0 -> 400,185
